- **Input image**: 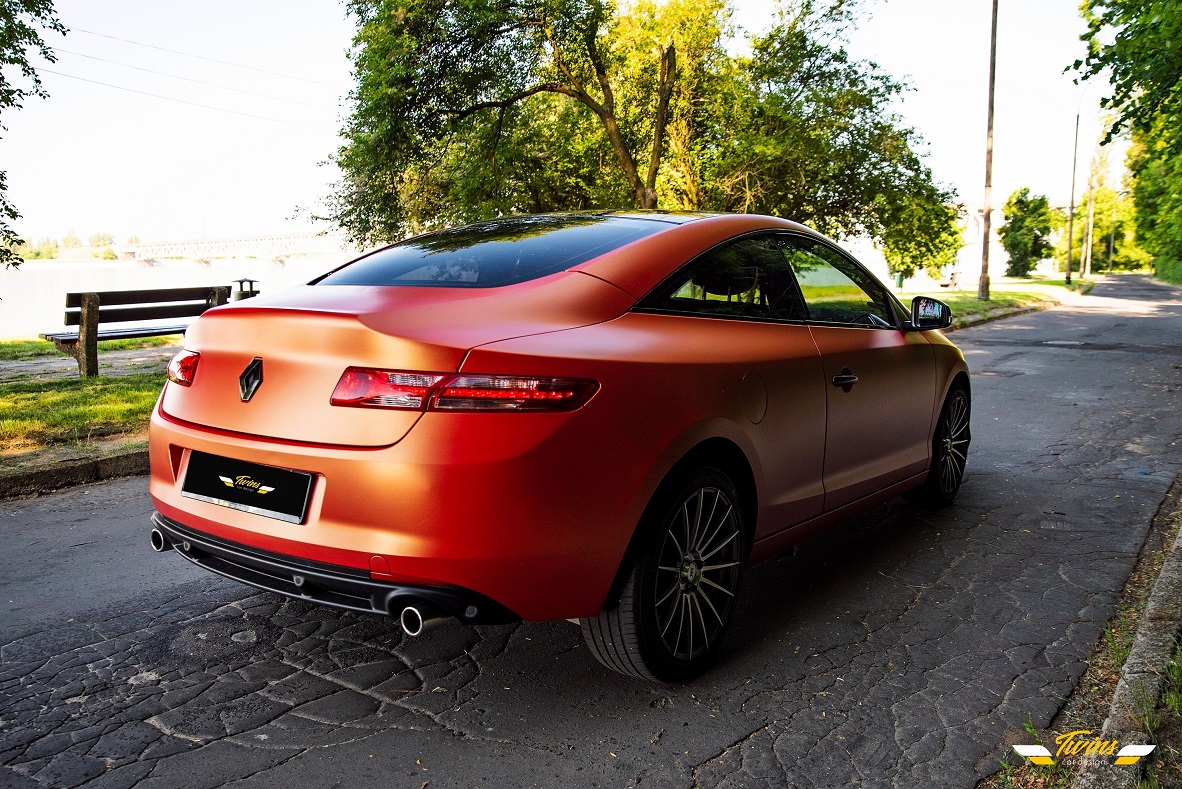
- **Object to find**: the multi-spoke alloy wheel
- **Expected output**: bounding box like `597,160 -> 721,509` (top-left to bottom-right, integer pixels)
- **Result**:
921,386 -> 971,504
581,468 -> 746,681
653,485 -> 742,662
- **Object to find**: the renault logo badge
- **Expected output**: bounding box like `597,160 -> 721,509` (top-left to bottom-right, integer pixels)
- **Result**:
239,358 -> 263,401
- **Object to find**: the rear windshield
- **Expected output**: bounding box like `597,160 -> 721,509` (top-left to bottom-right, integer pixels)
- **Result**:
315,214 -> 666,288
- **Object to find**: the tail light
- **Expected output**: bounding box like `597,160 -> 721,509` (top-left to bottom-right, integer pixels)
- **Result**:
331,368 -> 598,412
166,350 -> 200,386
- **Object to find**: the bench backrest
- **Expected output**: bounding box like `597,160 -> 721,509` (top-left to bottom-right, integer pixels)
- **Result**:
64,286 -> 230,326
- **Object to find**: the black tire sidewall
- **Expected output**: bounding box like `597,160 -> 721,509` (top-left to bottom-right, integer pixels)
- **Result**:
630,467 -> 746,682
927,386 -> 971,504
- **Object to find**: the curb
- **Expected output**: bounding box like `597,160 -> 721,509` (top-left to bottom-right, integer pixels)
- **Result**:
945,304 -> 1052,332
0,450 -> 149,499
1071,504 -> 1182,789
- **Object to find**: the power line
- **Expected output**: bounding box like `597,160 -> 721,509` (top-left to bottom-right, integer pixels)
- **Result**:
71,27 -> 347,88
38,68 -> 336,131
55,47 -> 338,109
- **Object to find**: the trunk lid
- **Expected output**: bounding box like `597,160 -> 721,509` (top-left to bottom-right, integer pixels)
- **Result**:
159,272 -> 634,447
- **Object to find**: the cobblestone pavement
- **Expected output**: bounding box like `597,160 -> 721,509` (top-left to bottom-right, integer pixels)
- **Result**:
1,276 -> 1180,788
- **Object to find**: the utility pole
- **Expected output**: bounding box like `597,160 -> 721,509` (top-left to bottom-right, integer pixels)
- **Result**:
1066,113 -> 1079,285
978,0 -> 1000,301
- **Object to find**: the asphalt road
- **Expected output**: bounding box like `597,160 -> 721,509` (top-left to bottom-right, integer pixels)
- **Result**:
2,275 -> 1180,789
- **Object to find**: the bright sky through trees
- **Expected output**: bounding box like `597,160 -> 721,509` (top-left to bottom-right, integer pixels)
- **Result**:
0,0 -> 1107,244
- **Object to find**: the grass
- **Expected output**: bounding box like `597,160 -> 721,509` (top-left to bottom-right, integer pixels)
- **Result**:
1138,640 -> 1182,789
0,373 -> 165,449
0,335 -> 182,362
913,290 -> 1057,323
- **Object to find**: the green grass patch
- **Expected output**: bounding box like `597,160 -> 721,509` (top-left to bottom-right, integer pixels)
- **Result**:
0,335 -> 182,361
915,290 -> 1055,322
0,373 -> 165,449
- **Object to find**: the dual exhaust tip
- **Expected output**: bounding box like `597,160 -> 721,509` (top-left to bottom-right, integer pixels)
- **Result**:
149,527 -> 440,638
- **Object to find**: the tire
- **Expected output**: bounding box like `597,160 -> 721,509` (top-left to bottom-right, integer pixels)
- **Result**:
918,385 -> 971,505
581,468 -> 746,681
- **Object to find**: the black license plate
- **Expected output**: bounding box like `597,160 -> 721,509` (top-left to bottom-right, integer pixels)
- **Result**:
181,451 -> 313,524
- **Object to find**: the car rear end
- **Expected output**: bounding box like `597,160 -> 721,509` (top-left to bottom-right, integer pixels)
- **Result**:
148,215 -> 680,626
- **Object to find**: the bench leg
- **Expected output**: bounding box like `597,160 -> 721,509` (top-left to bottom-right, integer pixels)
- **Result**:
77,293 -> 100,377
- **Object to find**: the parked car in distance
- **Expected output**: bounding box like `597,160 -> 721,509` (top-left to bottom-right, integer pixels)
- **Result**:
148,211 -> 970,681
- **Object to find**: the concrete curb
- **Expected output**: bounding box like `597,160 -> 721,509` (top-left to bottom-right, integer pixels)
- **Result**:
1071,510 -> 1182,789
945,304 -> 1052,332
0,450 -> 149,499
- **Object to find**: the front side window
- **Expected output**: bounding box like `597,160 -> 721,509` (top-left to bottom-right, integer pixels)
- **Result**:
784,238 -> 896,328
643,235 -> 807,322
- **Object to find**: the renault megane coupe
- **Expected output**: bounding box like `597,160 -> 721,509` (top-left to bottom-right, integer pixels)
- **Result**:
148,211 -> 970,681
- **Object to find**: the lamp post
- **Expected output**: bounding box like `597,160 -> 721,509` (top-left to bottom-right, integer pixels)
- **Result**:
978,0 -> 1000,301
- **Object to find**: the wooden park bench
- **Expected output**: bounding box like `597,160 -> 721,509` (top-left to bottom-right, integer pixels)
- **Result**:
41,286 -> 230,377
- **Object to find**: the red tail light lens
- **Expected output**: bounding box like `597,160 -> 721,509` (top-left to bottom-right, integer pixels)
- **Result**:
330,369 -> 598,412
433,375 -> 598,411
166,350 -> 200,386
330,369 -> 445,409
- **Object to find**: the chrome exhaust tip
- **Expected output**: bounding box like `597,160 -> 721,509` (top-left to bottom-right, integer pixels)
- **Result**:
150,527 -> 172,553
400,606 -> 425,637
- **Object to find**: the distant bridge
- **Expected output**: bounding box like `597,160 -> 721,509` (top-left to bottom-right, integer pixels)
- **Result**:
126,233 -> 357,260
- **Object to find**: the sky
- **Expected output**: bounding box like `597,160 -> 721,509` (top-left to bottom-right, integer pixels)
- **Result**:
1,0 -> 1112,245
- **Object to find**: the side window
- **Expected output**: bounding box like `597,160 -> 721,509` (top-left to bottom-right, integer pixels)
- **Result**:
784,238 -> 896,328
646,235 -> 807,321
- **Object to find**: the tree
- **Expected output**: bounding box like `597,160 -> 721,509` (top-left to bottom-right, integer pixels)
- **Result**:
1127,120 -> 1182,282
998,188 -> 1053,277
89,231 -> 115,247
326,0 -> 960,256
878,196 -> 963,280
1077,1 -> 1182,282
0,0 -> 67,269
1078,0 -> 1182,153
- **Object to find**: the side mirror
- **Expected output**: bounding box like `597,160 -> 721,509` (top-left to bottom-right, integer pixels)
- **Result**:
910,296 -> 952,330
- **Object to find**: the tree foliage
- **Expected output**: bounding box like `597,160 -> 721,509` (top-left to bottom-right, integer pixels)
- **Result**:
0,0 -> 66,268
998,188 -> 1053,277
1128,119 -> 1182,282
1078,0 -> 1182,152
326,0 -> 959,271
1078,1 -> 1182,282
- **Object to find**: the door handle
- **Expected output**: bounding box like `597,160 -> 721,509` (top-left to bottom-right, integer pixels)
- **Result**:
831,369 -> 858,391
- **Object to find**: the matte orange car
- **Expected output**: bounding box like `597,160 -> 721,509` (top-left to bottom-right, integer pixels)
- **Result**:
148,212 -> 970,681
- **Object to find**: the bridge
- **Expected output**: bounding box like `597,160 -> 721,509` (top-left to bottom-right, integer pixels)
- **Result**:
126,233 -> 358,260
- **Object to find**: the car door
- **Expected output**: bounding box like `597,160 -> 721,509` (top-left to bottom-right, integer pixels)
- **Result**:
637,233 -> 829,537
782,235 -> 936,510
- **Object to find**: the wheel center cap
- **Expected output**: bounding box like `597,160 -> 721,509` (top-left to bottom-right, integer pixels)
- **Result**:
680,561 -> 700,585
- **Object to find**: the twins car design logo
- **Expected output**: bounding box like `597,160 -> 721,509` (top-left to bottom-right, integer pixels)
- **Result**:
1013,730 -> 1155,766
219,475 -> 275,495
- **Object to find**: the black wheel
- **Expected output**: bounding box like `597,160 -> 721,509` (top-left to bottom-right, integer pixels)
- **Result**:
919,385 -> 970,504
581,468 -> 746,681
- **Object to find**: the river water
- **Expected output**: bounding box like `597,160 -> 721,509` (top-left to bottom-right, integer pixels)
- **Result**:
0,253 -> 354,339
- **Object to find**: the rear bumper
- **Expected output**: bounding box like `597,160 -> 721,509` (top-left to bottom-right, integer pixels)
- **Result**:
148,397 -> 665,621
152,512 -> 519,624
